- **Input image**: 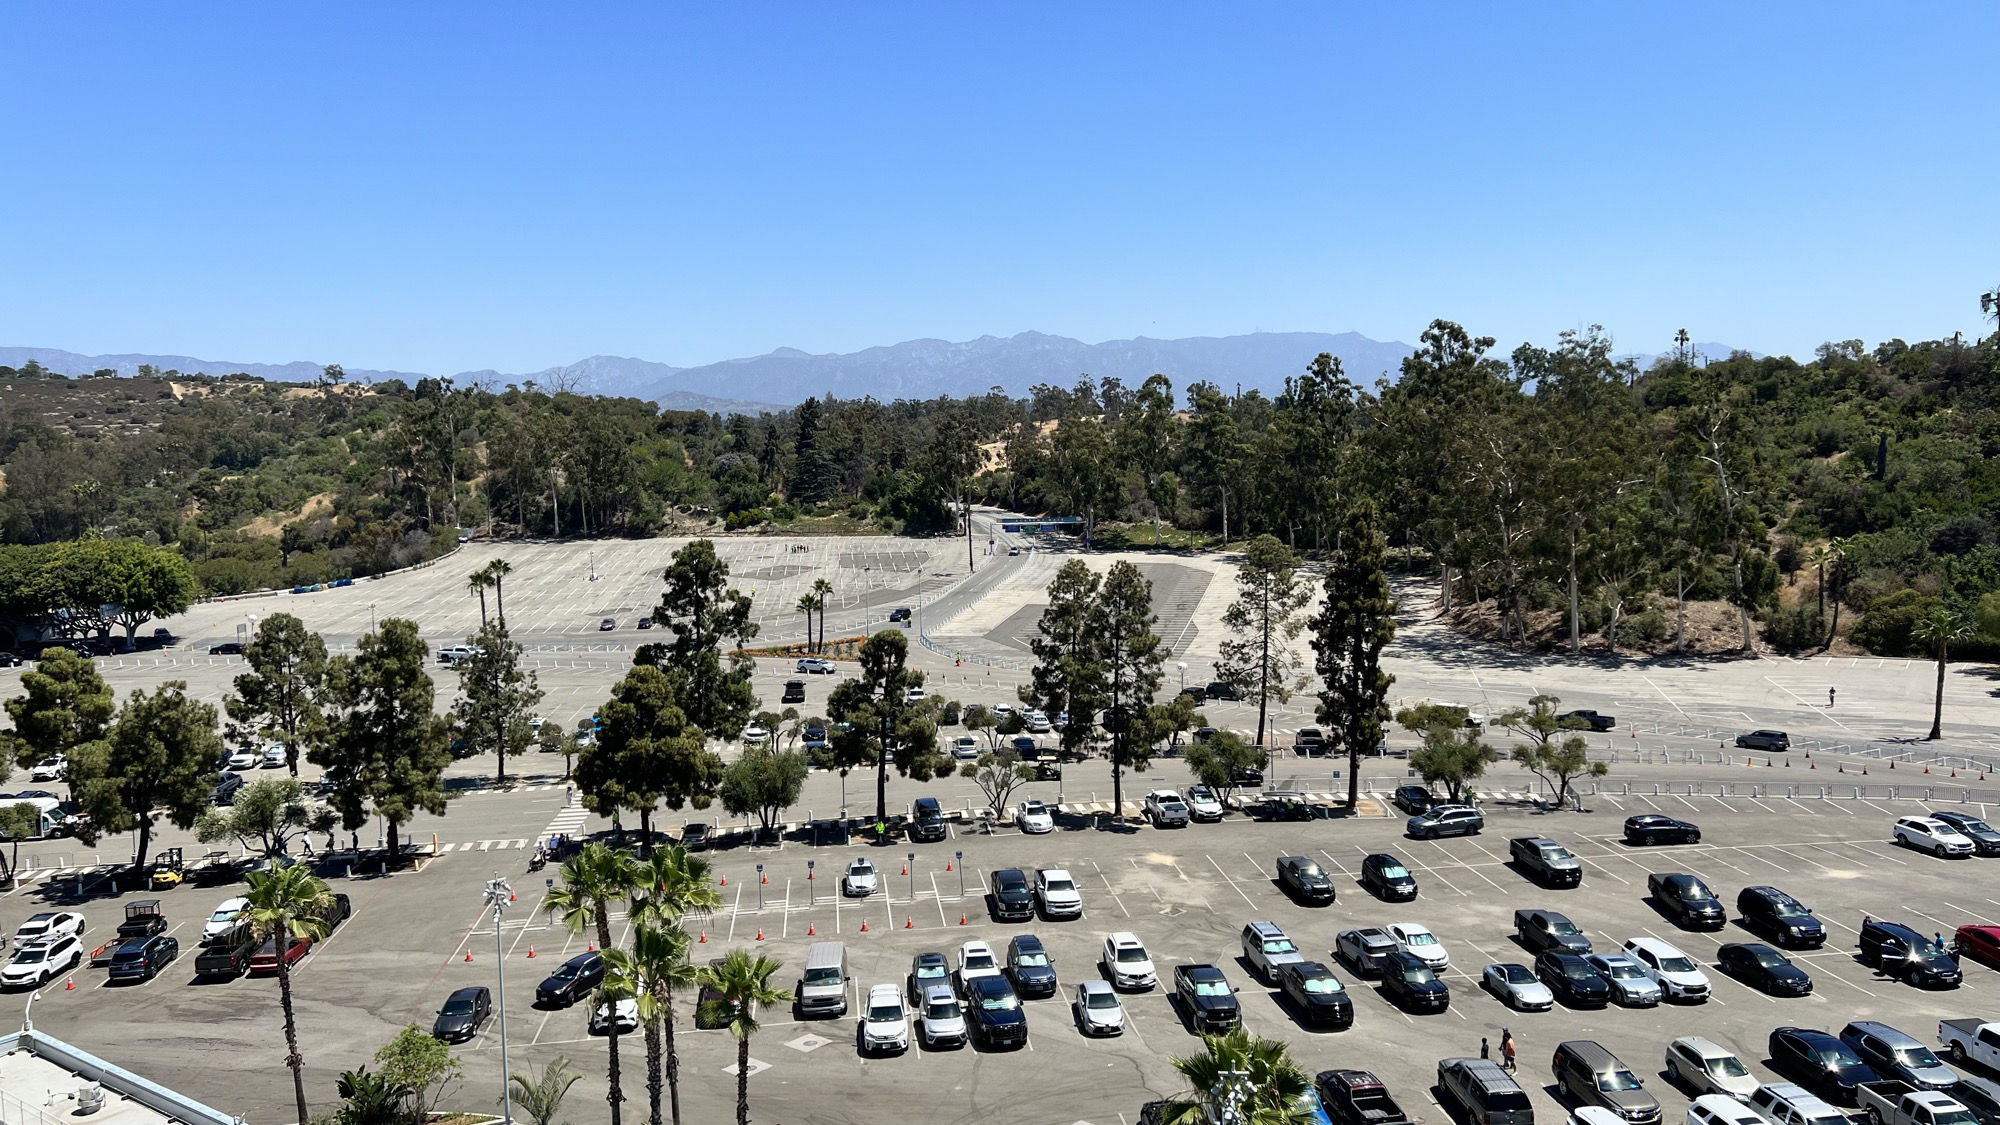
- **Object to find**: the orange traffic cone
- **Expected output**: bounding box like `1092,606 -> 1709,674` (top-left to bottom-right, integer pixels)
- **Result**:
761,874 -> 768,884
904,918 -> 913,929
860,920 -> 869,932
464,951 -> 473,962
588,942 -> 597,952
64,976 -> 74,991
1924,766 -> 1931,774
509,890 -> 517,902
945,861 -> 953,871
901,863 -> 909,875
527,946 -> 535,958
807,923 -> 816,936
959,914 -> 968,926
720,875 -> 728,886
698,930 -> 707,943
756,929 -> 764,941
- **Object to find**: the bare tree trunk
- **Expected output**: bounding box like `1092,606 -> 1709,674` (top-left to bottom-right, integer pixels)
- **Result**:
735,1035 -> 751,1125
1674,569 -> 1687,653
1567,534 -> 1581,656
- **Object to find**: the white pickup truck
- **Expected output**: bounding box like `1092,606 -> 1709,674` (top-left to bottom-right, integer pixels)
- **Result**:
1938,1019 -> 2000,1070
1854,1082 -> 1978,1125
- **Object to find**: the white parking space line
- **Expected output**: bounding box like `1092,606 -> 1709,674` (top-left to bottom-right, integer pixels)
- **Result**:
1205,855 -> 1258,909
1642,676 -> 1687,717
1089,859 -> 1130,918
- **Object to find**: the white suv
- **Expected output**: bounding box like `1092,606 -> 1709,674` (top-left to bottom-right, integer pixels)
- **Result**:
1,936 -> 81,988
1894,816 -> 1976,857
1623,937 -> 1711,1002
1101,932 -> 1157,990
1182,785 -> 1225,822
859,984 -> 910,1054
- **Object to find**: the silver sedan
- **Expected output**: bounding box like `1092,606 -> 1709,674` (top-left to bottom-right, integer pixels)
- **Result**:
1072,979 -> 1125,1036
1482,962 -> 1554,1011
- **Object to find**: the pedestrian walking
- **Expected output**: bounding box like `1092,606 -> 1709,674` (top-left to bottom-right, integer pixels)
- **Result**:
1829,687 -> 1836,708
1501,1030 -> 1517,1073
1480,1037 -> 1490,1060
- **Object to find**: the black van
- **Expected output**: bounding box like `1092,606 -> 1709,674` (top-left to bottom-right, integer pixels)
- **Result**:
909,797 -> 947,842
1737,886 -> 1826,948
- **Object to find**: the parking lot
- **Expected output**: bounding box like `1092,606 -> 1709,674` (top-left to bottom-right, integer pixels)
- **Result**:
9,530 -> 2000,1123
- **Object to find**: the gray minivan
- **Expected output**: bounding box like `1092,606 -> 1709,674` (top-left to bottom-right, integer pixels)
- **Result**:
796,941 -> 849,1018
1552,1040 -> 1662,1125
1438,1058 -> 1534,1125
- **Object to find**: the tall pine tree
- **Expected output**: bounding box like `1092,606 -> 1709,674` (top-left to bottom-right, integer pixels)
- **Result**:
1311,502 -> 1398,810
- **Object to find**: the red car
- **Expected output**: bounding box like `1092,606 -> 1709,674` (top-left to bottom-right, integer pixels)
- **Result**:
1956,925 -> 2000,970
249,935 -> 312,975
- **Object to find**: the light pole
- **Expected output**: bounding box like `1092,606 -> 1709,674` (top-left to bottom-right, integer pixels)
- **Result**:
370,603 -> 377,632
485,875 -> 515,1125
1177,662 -> 1187,692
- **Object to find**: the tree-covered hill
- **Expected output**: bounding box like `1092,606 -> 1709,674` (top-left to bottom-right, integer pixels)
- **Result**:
5,307 -> 1999,658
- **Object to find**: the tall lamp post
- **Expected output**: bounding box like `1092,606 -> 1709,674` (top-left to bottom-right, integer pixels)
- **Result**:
1177,662 -> 1187,693
484,875 -> 516,1124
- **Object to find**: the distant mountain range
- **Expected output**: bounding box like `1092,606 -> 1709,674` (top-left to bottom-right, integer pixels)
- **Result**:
2,332 -> 1754,415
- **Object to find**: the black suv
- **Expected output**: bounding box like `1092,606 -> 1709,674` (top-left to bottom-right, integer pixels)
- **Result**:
108,935 -> 180,983
1204,681 -> 1243,701
965,975 -> 1028,1048
1276,856 -> 1336,904
1768,1026 -> 1880,1104
1380,951 -> 1449,1013
1005,935 -> 1057,999
536,952 -> 605,1007
1736,730 -> 1791,752
1736,886 -> 1826,948
1647,872 -> 1726,929
1858,919 -> 1962,988
1360,853 -> 1417,901
1623,815 -> 1701,846
1277,961 -> 1353,1029
1391,786 -> 1433,815
1535,951 -> 1610,1008
989,868 -> 1034,922
1930,810 -> 2000,855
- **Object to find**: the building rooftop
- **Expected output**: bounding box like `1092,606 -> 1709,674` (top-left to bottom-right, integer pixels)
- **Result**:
0,1029 -> 240,1125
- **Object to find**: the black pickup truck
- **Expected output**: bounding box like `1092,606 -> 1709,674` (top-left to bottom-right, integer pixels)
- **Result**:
1316,1069 -> 1412,1125
194,925 -> 258,979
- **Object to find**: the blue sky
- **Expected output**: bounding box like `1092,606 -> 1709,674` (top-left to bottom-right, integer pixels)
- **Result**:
3,3 -> 1994,374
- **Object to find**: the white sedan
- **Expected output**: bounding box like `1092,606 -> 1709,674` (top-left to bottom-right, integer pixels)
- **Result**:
15,912 -> 86,944
1015,800 -> 1054,835
1387,922 -> 1449,969
589,994 -> 640,1035
842,859 -> 879,897
260,743 -> 288,768
1072,979 -> 1125,1036
741,724 -> 769,745
226,748 -> 261,771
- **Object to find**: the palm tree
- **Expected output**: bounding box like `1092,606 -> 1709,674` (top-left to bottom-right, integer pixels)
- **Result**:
467,568 -> 493,627
485,558 -> 515,627
1805,543 -> 1832,621
627,846 -> 723,1125
794,593 -> 817,654
509,1056 -> 583,1125
546,844 -> 642,1125
244,865 -> 334,1125
695,950 -> 788,1125
602,924 -> 700,1125
1160,1028 -> 1317,1125
810,577 -> 834,651
334,1067 -> 414,1125
1913,604 -> 1976,741
1823,537 -> 1849,646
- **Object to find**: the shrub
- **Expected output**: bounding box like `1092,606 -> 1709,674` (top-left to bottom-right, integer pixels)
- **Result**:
1763,605 -> 1825,652
1849,588 -> 1934,656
